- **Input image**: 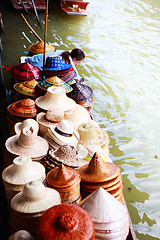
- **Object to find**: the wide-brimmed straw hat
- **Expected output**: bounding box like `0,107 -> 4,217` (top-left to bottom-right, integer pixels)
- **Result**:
9,62 -> 42,81
48,119 -> 79,146
13,80 -> 40,98
5,126 -> 49,158
29,41 -> 56,55
78,122 -> 110,148
48,145 -> 79,168
78,152 -> 120,183
42,56 -> 72,71
14,118 -> 39,135
67,83 -> 93,102
11,181 -> 61,213
36,203 -> 95,240
37,76 -> 72,93
35,86 -> 76,111
7,98 -> 39,118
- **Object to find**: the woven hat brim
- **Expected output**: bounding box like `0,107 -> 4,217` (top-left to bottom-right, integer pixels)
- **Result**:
36,112 -> 59,127
42,63 -> 72,71
7,103 -> 38,118
5,135 -> 49,158
44,132 -> 61,149
37,81 -> 73,93
13,82 -> 39,98
11,188 -> 61,213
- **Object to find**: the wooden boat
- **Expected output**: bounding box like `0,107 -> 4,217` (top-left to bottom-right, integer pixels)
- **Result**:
55,0 -> 90,16
10,0 -> 46,11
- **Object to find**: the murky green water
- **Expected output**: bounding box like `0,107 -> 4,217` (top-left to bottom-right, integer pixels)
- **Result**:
1,0 -> 160,238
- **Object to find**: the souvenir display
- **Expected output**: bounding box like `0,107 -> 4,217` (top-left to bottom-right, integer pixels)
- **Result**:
35,86 -> 76,111
78,188 -> 129,240
46,164 -> 81,204
9,181 -> 61,236
78,152 -> 124,203
36,203 -> 95,240
2,156 -> 45,204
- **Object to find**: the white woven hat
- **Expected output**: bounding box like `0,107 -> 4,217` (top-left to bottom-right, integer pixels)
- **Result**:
35,86 -> 76,111
11,181 -> 61,213
48,119 -> 79,146
14,118 -> 39,135
5,126 -> 49,158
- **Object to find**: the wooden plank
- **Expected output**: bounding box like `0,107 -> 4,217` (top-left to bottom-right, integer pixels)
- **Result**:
10,0 -> 46,11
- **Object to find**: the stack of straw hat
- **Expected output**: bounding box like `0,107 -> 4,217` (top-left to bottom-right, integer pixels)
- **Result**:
13,80 -> 40,99
9,181 -> 61,236
9,230 -> 35,240
43,145 -> 79,173
78,122 -> 110,150
36,107 -> 64,136
42,56 -> 77,84
37,76 -> 72,93
5,126 -> 49,166
67,83 -> 94,113
9,62 -> 42,83
7,98 -> 39,131
29,41 -> 56,55
78,152 -> 124,203
36,203 -> 95,240
35,86 -> 76,111
2,155 -> 46,204
45,119 -> 79,149
78,187 -> 129,240
46,164 -> 81,204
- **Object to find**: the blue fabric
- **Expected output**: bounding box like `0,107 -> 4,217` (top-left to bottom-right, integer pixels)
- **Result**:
42,56 -> 72,71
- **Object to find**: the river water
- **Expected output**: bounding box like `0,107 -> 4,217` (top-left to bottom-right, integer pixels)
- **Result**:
1,0 -> 160,239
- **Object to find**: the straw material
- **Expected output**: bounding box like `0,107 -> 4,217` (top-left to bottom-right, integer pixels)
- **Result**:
5,127 -> 49,158
78,122 -> 110,148
8,230 -> 35,240
48,145 -> 79,168
14,119 -> 39,135
35,86 -> 76,111
13,80 -> 40,98
42,56 -> 72,71
46,164 -> 80,188
11,181 -> 61,213
78,153 -> 120,183
36,203 -> 95,240
48,119 -> 79,146
29,41 -> 55,55
67,83 -> 93,102
9,62 -> 42,81
44,132 -> 61,150
37,76 -> 73,93
7,98 -> 39,118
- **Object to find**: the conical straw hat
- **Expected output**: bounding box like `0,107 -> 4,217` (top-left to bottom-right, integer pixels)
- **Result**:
5,126 -> 49,158
36,203 -> 95,240
8,230 -> 35,240
13,80 -> 40,98
37,76 -> 72,93
29,41 -> 55,55
35,86 -> 76,111
46,164 -> 80,188
78,187 -> 129,223
7,98 -> 39,118
11,181 -> 61,213
78,152 -> 120,182
9,62 -> 42,81
2,156 -> 45,185
78,123 -> 110,148
14,118 -> 39,135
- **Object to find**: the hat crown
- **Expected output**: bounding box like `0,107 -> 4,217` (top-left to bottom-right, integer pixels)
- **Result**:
56,119 -> 74,135
18,119 -> 39,133
67,83 -> 93,102
18,127 -> 37,148
50,145 -> 76,161
46,76 -> 64,85
23,80 -> 37,89
87,152 -> 109,174
45,107 -> 64,122
22,181 -> 46,201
